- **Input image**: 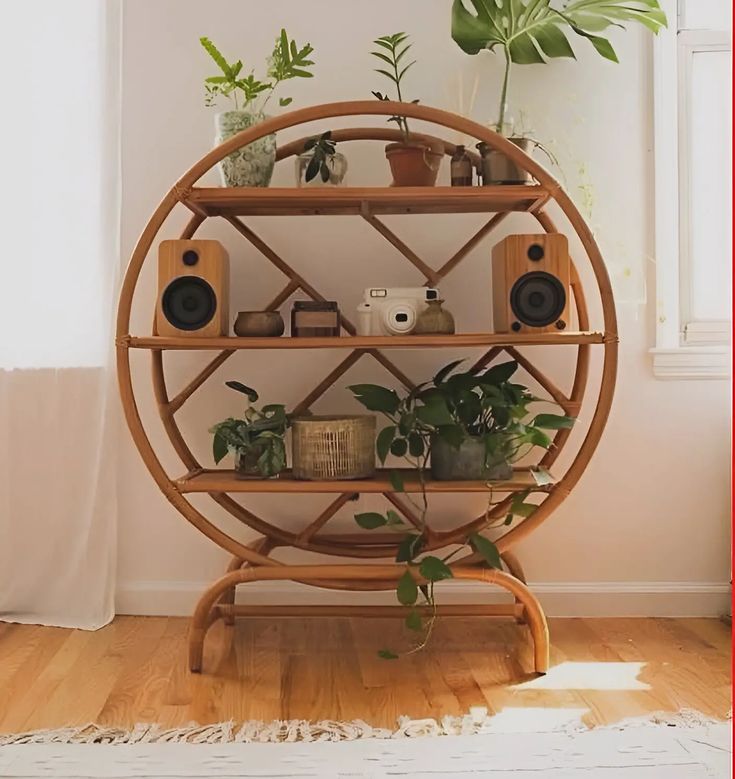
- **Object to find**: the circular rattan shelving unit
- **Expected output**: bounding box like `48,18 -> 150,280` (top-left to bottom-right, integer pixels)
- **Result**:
116,101 -> 618,674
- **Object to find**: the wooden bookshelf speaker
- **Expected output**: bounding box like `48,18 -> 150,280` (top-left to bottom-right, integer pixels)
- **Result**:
156,239 -> 229,337
492,233 -> 571,333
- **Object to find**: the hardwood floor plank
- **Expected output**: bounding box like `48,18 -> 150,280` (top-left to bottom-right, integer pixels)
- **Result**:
19,617 -> 145,731
0,627 -> 99,732
94,617 -> 169,727
584,618 -> 730,721
0,616 -> 730,732
0,626 -> 72,731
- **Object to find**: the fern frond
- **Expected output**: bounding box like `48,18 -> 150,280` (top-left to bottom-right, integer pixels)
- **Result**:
200,37 -> 232,77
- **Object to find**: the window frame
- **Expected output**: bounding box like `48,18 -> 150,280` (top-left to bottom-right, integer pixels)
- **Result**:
651,0 -> 731,379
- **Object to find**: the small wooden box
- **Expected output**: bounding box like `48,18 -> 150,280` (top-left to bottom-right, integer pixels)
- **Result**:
291,301 -> 340,337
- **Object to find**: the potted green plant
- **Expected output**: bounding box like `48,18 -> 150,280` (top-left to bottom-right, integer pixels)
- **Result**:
295,131 -> 348,187
210,381 -> 289,478
371,32 -> 442,186
201,30 -> 315,187
451,0 -> 667,183
351,359 -> 573,482
347,358 -> 573,657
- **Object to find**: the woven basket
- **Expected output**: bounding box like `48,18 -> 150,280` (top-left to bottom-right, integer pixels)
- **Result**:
291,415 -> 376,480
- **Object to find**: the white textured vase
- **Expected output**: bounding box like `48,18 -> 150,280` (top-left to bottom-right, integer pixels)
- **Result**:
214,110 -> 276,188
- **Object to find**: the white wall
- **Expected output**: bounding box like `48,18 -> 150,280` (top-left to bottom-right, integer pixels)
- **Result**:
117,0 -> 731,617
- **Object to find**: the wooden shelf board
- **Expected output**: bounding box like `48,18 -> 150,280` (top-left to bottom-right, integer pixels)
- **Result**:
122,331 -> 606,351
175,468 -> 550,494
183,185 -> 548,217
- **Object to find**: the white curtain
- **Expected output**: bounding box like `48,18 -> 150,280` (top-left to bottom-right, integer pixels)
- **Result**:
0,1 -> 120,629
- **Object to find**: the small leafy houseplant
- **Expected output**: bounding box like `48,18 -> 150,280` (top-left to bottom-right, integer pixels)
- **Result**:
348,359 -> 574,657
296,131 -> 348,187
210,381 -> 289,478
451,0 -> 666,183
200,30 -> 315,187
371,32 -> 442,186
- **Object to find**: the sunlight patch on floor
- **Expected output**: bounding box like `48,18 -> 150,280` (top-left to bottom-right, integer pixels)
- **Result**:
514,662 -> 650,691
478,706 -> 589,733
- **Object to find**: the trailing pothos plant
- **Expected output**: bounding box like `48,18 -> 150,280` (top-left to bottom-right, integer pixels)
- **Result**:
210,381 -> 290,478
370,32 -> 420,143
451,0 -> 667,134
348,359 -> 574,658
201,29 -> 315,112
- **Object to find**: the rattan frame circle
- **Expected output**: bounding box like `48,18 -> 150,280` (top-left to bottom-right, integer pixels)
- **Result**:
116,100 -> 618,573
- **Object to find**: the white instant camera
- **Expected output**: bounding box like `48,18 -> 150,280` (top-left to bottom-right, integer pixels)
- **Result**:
356,287 -> 441,336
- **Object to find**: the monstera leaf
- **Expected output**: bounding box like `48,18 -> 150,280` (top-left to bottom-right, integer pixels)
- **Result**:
451,0 -> 666,130
452,0 -> 576,63
452,0 -> 665,63
563,0 -> 668,35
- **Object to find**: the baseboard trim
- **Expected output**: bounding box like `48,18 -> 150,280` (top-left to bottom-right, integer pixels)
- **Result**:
115,580 -> 730,618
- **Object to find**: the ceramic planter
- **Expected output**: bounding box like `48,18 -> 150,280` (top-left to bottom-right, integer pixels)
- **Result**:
385,142 -> 442,187
430,436 -> 512,481
413,299 -> 455,335
233,311 -> 285,337
295,152 -> 348,186
215,110 -> 276,187
477,137 -> 534,185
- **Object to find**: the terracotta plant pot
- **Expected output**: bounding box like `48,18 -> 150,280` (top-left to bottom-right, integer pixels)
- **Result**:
385,142 -> 442,187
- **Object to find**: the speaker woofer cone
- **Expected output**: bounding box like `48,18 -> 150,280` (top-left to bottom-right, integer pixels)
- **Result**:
161,276 -> 217,331
509,271 -> 566,327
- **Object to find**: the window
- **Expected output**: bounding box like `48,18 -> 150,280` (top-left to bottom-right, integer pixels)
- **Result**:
651,0 -> 731,379
0,1 -> 119,369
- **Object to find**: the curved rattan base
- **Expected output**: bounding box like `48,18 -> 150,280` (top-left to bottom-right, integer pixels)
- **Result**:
188,560 -> 549,675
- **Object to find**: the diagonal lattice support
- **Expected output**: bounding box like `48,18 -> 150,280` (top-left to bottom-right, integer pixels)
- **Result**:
361,207 -> 441,285
471,346 -> 506,373
435,212 -> 509,280
296,493 -> 358,544
383,493 -> 425,533
167,349 -> 236,414
505,346 -> 577,416
292,349 -> 367,416
366,350 -> 415,391
266,278 -> 300,311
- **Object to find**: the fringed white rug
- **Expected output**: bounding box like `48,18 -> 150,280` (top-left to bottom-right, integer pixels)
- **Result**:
0,709 -> 730,778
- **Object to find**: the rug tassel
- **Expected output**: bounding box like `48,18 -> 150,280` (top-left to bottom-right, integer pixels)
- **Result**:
0,708 -> 728,746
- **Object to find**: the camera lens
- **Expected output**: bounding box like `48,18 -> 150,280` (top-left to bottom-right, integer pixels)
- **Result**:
527,244 -> 544,261
385,304 -> 416,334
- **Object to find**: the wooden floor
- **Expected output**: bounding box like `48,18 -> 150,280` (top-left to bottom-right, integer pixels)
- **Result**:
0,616 -> 730,733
